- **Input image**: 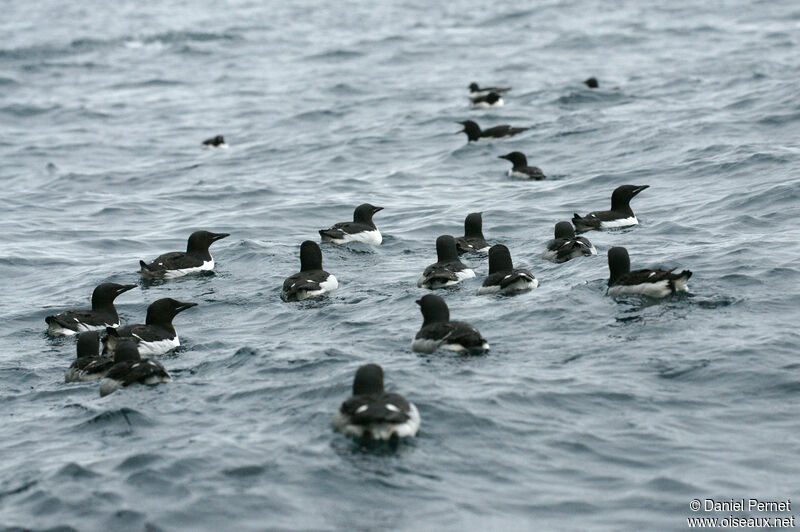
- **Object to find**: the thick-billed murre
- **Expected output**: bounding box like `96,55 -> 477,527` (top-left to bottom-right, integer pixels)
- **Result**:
46,283 -> 137,336
282,241 -> 338,302
543,221 -> 596,263
417,235 -> 476,289
319,204 -> 383,245
103,298 -> 197,356
572,185 -> 649,232
412,294 -> 489,353
140,230 -> 229,278
607,247 -> 692,298
478,245 -> 538,295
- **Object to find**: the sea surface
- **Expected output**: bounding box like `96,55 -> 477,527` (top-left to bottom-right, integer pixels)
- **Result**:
2,1 -> 800,530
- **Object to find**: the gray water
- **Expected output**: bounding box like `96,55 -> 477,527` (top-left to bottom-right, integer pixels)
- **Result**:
2,1 -> 800,531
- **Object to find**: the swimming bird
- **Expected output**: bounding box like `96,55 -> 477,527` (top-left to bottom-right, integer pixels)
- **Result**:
102,298 -> 197,356
543,221 -> 596,263
572,185 -> 649,233
45,283 -> 137,336
64,332 -> 115,383
498,152 -> 546,180
478,245 -> 538,295
607,247 -> 692,298
282,241 -> 338,302
455,213 -> 489,254
139,230 -> 229,278
417,235 -> 476,289
412,294 -> 489,353
458,120 -> 528,142
584,77 -> 599,88
99,339 -> 172,397
332,363 -> 420,441
319,204 -> 383,245
202,135 -> 227,148
468,82 -> 511,99
470,92 -> 503,109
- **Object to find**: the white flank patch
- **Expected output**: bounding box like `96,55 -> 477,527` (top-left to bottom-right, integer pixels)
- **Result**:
502,278 -> 538,293
471,99 -> 504,109
48,321 -> 118,336
673,278 -> 690,292
599,216 -> 638,229
608,280 -> 672,299
157,258 -> 215,279
99,378 -> 122,397
411,337 -> 442,353
477,285 -> 502,295
294,274 -> 339,300
332,404 -> 421,440
456,268 -> 476,281
328,230 -> 382,246
134,335 -> 180,356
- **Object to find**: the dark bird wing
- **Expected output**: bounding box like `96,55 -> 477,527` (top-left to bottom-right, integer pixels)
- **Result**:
548,237 -> 594,262
340,393 -> 411,425
281,270 -> 330,300
46,309 -> 112,330
108,324 -> 171,343
482,125 -> 528,138
522,166 -> 546,180
614,268 -> 693,288
444,321 -> 488,351
420,263 -> 462,286
319,221 -> 371,240
455,236 -> 488,254
140,251 -> 202,272
79,356 -> 116,375
498,269 -> 535,288
106,359 -> 170,387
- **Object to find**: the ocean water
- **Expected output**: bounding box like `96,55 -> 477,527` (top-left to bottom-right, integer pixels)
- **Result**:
2,1 -> 800,530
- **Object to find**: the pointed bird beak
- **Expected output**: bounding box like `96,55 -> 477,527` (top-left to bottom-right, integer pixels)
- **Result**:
212,233 -> 230,241
175,301 -> 198,313
372,206 -> 384,213
455,121 -> 466,133
498,155 -> 509,160
118,284 -> 137,294
633,185 -> 650,195
415,299 -> 421,306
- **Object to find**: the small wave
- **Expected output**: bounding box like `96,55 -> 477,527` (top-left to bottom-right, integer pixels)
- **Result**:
304,49 -> 363,62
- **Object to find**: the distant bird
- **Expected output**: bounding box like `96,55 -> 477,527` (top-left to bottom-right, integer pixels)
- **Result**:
468,82 -> 511,99
46,283 -> 137,336
319,203 -> 383,245
607,247 -> 692,298
103,298 -> 197,356
572,185 -> 649,233
281,241 -> 338,302
412,294 -> 489,354
417,235 -> 475,289
543,221 -> 596,263
99,339 -> 171,397
202,135 -> 227,148
332,363 -> 420,441
140,230 -> 229,278
64,332 -> 115,383
478,245 -> 538,295
455,212 -> 489,254
470,92 -> 503,109
458,120 -> 528,142
498,152 -> 546,180
584,77 -> 599,88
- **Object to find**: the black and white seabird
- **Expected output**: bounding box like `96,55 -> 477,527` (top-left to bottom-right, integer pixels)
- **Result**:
455,213 -> 489,254
103,298 -> 197,356
572,185 -> 649,233
332,364 -> 420,441
468,82 -> 511,99
319,204 -> 383,245
607,247 -> 692,298
282,241 -> 338,302
140,230 -> 229,278
584,77 -> 599,88
64,332 -> 115,383
543,221 -> 597,263
470,92 -> 503,109
99,339 -> 171,397
202,135 -> 227,148
417,235 -> 476,289
458,120 -> 528,142
45,283 -> 137,336
412,294 -> 489,353
478,245 -> 538,295
498,152 -> 546,180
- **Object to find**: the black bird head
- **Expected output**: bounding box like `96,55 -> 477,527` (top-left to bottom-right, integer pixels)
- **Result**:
584,77 -> 599,88
463,212 -> 484,239
76,331 -> 100,359
92,283 -> 137,310
488,244 -> 514,274
554,221 -> 576,239
145,298 -> 198,326
114,339 -> 141,364
607,247 -> 631,285
416,294 -> 450,326
299,240 -> 323,272
187,230 -> 230,254
352,363 -> 384,396
353,203 -> 383,226
458,120 -> 481,142
610,185 -> 649,213
468,82 -> 480,92
498,151 -> 528,168
435,235 -> 460,263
